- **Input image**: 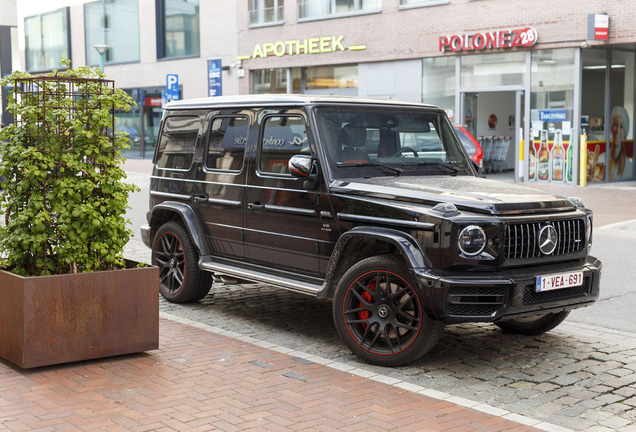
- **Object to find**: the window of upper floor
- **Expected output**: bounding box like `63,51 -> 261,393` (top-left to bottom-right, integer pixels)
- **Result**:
24,8 -> 70,72
84,0 -> 140,66
398,0 -> 450,9
249,0 -> 284,27
156,0 -> 200,60
298,0 -> 381,21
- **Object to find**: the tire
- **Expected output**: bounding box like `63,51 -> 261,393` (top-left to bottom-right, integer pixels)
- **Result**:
152,221 -> 211,303
333,255 -> 445,366
495,311 -> 570,336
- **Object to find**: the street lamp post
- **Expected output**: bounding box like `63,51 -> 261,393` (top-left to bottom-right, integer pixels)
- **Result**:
94,44 -> 109,71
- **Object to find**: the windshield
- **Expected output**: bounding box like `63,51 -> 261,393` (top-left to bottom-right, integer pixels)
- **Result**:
315,106 -> 473,179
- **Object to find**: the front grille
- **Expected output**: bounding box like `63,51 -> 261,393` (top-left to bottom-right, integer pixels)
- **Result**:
446,286 -> 505,316
523,279 -> 590,305
504,219 -> 585,260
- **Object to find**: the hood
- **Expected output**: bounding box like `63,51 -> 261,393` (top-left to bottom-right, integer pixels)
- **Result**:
330,175 -> 576,215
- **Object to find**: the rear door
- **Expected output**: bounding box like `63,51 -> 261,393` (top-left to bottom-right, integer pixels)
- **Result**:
193,110 -> 252,260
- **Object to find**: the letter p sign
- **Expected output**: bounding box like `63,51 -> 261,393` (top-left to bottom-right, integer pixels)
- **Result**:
166,74 -> 180,101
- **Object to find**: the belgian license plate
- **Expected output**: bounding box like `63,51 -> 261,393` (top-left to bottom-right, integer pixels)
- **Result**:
536,271 -> 583,292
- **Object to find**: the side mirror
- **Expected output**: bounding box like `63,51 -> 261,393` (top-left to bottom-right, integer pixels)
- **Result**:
289,155 -> 319,189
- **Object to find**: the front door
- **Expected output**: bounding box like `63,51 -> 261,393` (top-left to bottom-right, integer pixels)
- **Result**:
244,109 -> 322,276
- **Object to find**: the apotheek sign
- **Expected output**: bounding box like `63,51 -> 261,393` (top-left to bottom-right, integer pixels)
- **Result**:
439,27 -> 538,53
238,36 -> 366,61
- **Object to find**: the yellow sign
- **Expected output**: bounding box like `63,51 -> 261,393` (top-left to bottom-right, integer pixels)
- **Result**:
238,36 -> 366,60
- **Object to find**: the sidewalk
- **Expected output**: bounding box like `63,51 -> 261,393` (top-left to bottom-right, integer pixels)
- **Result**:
0,315 -> 542,432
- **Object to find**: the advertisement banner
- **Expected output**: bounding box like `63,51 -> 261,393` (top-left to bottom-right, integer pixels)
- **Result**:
208,58 -> 222,97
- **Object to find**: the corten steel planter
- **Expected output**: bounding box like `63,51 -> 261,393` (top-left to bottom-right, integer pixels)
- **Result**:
0,262 -> 159,369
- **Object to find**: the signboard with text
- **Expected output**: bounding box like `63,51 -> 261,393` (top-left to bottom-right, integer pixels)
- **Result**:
165,74 -> 180,102
208,58 -> 222,97
439,27 -> 538,53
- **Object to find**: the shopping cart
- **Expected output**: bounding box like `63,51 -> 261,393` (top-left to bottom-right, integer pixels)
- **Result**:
479,136 -> 494,173
491,136 -> 511,173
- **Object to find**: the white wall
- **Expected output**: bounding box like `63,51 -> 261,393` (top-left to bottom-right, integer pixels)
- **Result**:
0,0 -> 17,26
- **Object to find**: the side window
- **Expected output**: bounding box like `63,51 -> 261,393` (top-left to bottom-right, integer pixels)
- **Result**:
259,115 -> 308,174
205,116 -> 248,172
155,116 -> 200,170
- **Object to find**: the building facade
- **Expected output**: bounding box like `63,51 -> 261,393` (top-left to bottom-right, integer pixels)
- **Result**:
11,0 -> 636,185
0,0 -> 19,127
15,0 -> 239,159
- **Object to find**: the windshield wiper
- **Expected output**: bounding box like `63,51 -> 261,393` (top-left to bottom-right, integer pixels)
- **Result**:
337,161 -> 403,176
402,161 -> 460,176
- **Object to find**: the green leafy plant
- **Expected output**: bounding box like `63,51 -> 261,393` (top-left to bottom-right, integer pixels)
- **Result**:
0,59 -> 139,276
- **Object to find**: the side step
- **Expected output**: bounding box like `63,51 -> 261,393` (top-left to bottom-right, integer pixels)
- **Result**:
200,259 -> 325,297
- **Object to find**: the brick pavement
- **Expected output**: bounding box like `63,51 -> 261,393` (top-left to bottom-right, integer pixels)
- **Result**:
0,316 -> 542,432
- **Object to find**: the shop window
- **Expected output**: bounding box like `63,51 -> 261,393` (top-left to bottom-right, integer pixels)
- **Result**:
305,64 -> 358,95
422,56 -> 456,119
252,69 -> 287,94
298,0 -> 381,20
608,51 -> 634,181
84,0 -> 140,66
24,8 -> 70,72
529,49 -> 575,184
249,0 -> 284,26
156,0 -> 200,59
205,116 -> 249,172
461,52 -> 525,88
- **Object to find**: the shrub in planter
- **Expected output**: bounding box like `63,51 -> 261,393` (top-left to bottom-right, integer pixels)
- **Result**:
0,60 -> 158,369
0,59 -> 137,275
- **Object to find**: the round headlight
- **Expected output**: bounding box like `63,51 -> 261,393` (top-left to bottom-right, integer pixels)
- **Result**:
458,225 -> 487,257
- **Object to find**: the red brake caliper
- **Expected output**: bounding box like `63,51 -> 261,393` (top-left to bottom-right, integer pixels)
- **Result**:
359,281 -> 375,329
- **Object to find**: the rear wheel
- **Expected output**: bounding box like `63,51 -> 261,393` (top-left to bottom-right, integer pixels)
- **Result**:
152,221 -> 211,303
495,311 -> 570,336
333,255 -> 444,366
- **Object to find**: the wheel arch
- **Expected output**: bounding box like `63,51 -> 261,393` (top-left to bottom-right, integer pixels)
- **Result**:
148,201 -> 210,256
320,226 -> 431,300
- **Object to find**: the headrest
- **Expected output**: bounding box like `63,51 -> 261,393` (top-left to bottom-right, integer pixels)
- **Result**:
338,124 -> 367,148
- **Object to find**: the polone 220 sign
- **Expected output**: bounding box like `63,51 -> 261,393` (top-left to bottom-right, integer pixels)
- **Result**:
439,27 -> 538,53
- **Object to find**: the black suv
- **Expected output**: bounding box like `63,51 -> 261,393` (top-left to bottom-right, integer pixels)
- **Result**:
141,95 -> 601,366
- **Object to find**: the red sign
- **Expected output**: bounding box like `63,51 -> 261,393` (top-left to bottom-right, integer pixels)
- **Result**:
439,27 -> 538,53
594,14 -> 609,40
145,97 -> 162,107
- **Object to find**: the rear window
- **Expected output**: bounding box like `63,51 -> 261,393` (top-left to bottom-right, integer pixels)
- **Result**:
155,116 -> 200,170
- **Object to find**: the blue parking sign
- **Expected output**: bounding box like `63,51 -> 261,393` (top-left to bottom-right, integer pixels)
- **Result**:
165,74 -> 179,102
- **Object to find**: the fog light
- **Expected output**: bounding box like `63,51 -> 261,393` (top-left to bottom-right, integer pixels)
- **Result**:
458,225 -> 487,256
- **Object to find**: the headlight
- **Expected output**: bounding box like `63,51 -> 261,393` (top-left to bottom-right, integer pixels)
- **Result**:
586,215 -> 593,247
458,225 -> 487,256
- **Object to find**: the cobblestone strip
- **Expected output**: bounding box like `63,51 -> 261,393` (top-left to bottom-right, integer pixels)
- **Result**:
160,311 -> 573,432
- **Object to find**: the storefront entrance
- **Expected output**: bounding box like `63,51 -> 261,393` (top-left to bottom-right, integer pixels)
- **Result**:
461,90 -> 524,179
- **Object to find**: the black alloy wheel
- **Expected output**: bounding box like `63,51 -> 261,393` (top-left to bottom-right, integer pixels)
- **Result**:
152,221 -> 211,303
333,255 -> 444,366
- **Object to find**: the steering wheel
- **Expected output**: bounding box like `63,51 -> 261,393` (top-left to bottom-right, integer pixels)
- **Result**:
393,147 -> 419,157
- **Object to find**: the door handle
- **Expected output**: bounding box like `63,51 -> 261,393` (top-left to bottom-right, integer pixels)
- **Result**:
247,202 -> 265,212
193,195 -> 208,204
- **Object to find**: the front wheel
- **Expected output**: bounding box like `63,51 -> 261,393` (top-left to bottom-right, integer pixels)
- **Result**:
152,221 -> 211,303
495,311 -> 570,336
333,255 -> 444,366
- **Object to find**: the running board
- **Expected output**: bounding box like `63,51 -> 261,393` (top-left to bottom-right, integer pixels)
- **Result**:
200,260 -> 325,297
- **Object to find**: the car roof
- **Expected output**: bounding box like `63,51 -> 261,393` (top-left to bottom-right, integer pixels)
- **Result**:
165,94 -> 440,111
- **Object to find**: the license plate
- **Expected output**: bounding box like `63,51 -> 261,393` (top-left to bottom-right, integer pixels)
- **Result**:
536,271 -> 583,292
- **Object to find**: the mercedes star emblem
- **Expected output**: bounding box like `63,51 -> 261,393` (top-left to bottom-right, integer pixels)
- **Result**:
538,224 -> 558,255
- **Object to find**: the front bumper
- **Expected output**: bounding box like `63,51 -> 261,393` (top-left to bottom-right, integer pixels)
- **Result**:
415,256 -> 601,324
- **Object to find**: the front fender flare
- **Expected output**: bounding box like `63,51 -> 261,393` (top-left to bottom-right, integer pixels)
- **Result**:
149,201 -> 210,256
321,226 -> 431,299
